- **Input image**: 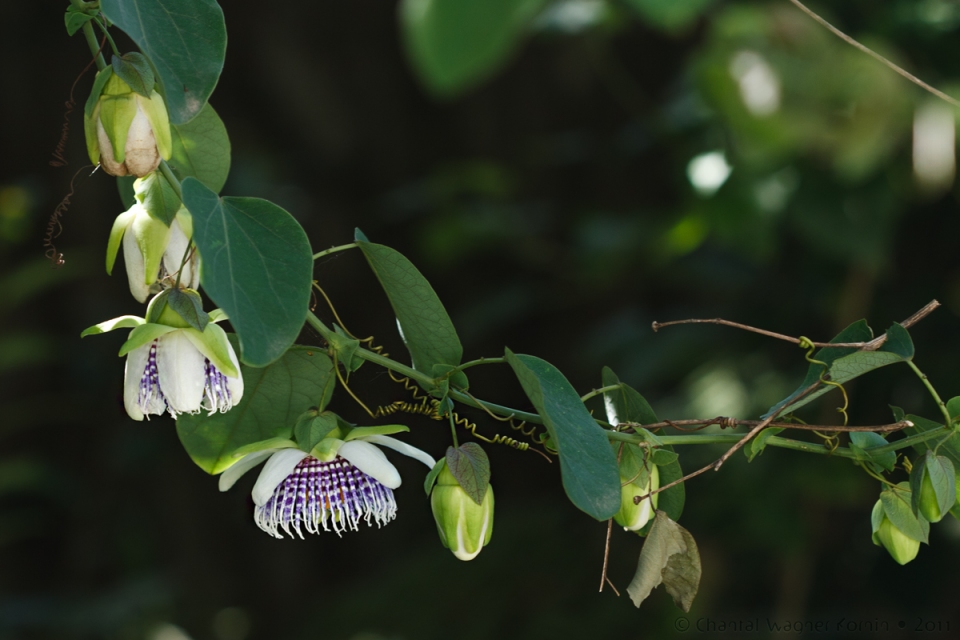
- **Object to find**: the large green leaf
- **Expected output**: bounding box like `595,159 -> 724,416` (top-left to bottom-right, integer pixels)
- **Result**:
182,178 -> 313,367
101,0 -> 226,124
602,366 -> 684,522
355,230 -> 465,386
506,350 -> 620,520
177,347 -> 335,474
400,0 -> 546,97
626,511 -> 701,611
764,322 -> 913,418
167,103 -> 231,193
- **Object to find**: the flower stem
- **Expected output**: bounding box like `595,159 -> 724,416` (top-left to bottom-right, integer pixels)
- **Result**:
313,243 -> 358,260
81,21 -> 107,71
92,17 -> 121,58
160,160 -> 183,199
906,359 -> 953,428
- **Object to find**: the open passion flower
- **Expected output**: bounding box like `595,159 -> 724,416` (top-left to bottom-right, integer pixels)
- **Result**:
219,429 -> 435,539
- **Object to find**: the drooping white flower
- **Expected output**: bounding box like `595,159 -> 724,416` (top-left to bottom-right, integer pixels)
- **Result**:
81,300 -> 242,421
219,434 -> 435,539
107,195 -> 199,304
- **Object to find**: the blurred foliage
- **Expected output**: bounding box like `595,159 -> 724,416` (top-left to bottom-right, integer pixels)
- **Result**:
5,0 -> 960,637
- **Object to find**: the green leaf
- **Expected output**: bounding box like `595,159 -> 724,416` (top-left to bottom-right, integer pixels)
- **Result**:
166,103 -> 231,193
136,168 -> 181,227
176,347 -> 335,474
946,397 -> 960,422
624,0 -> 716,32
849,432 -> 896,472
182,178 -> 314,367
355,232 -> 465,385
627,511 -> 701,612
880,483 -> 929,544
764,322 -> 913,419
400,0 -> 547,98
505,350 -> 620,520
65,9 -> 95,36
111,52 -> 155,98
445,443 -> 490,505
602,367 -> 683,521
745,427 -> 784,462
164,288 -> 209,333
650,449 -> 678,466
910,452 -> 956,520
903,414 -> 959,468
328,326 -> 362,373
295,411 -> 339,453
424,458 -> 446,495
101,0 -> 226,124
344,425 -> 411,440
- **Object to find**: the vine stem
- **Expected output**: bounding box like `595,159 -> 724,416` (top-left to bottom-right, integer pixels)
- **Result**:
313,243 -> 357,261
81,21 -> 107,71
581,384 -> 623,403
905,360 -> 953,429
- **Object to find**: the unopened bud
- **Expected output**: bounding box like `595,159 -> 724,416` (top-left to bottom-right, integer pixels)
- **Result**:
430,466 -> 494,561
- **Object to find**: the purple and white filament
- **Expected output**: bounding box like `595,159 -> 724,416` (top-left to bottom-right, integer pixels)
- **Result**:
254,456 -> 398,539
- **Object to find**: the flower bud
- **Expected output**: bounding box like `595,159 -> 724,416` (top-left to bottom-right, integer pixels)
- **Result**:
430,466 -> 493,561
918,470 -> 944,523
614,463 -> 658,532
84,69 -> 172,177
871,500 -> 920,565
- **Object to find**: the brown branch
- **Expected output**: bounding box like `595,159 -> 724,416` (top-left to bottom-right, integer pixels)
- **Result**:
623,418 -> 913,434
786,0 -> 960,110
599,518 -> 614,594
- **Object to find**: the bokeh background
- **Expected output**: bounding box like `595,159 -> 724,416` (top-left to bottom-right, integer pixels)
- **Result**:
4,0 -> 960,638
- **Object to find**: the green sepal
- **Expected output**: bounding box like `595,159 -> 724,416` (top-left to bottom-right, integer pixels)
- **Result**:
98,92 -> 138,164
130,192 -> 174,282
80,315 -> 145,337
209,308 -> 229,323
310,437 -> 346,462
145,289 -> 173,325
295,411 -> 339,453
84,67 -> 114,119
166,289 -> 209,333
117,322 -> 177,356
134,172 -> 180,227
231,437 -> 297,458
138,92 -> 173,160
182,322 -> 239,378
111,52 -> 156,98
344,425 -> 411,441
65,8 -> 95,36
880,482 -> 929,544
424,457 -> 447,495
106,207 -> 137,275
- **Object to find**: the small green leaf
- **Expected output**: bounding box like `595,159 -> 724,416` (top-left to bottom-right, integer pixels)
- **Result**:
101,0 -> 226,124
880,483 -> 929,544
424,458 -> 446,495
903,414 -> 960,469
111,52 -> 155,97
166,103 -> 231,193
176,347 -> 335,474
627,511 -> 701,612
295,411 -> 339,453
135,171 -> 180,227
400,0 -> 547,98
165,288 -> 209,333
356,235 -> 464,380
746,427 -> 784,462
650,449 -> 679,466
506,350 -> 620,520
602,367 -> 683,521
891,405 -> 906,423
946,397 -> 960,422
182,178 -> 314,367
849,432 -> 896,472
328,326 -> 362,373
911,452 -> 955,521
65,9 -> 95,36
446,443 -> 490,505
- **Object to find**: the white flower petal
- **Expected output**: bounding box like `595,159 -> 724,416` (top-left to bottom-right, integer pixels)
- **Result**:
97,118 -> 126,176
121,226 -> 150,303
252,449 -> 308,506
123,104 -> 161,177
161,219 -> 197,287
339,440 -> 402,489
156,331 -> 205,416
218,449 -> 277,492
360,435 -> 436,469
122,342 -> 151,421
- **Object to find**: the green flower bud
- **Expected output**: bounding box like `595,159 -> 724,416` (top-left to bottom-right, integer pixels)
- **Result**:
84,70 -> 172,177
871,500 -> 920,565
918,470 -> 944,523
430,466 -> 493,561
614,463 -> 659,532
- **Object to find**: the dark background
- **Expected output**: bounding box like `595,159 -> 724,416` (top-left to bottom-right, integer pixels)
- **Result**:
3,1 -> 960,638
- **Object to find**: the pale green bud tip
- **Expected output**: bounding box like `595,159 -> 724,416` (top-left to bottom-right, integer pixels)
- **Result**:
430,467 -> 494,561
871,500 -> 920,565
918,469 -> 944,523
614,464 -> 659,532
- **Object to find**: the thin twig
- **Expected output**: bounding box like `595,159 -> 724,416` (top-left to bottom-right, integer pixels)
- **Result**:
600,518 -> 614,593
620,418 -> 913,433
786,0 -> 960,110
